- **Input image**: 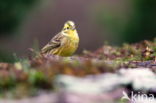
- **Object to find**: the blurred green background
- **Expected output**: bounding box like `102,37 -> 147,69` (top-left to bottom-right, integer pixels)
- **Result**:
0,0 -> 156,62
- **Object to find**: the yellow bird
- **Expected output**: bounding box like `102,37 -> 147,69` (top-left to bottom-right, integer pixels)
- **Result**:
41,21 -> 79,56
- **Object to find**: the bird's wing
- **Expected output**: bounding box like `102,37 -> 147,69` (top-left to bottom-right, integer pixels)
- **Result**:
41,32 -> 64,54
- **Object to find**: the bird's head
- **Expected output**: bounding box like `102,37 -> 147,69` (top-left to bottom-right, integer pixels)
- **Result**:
62,21 -> 76,33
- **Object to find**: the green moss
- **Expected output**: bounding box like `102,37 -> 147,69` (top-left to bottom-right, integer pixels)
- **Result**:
0,39 -> 156,97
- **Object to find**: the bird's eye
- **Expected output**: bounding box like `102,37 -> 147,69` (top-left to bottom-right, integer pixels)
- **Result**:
66,27 -> 69,29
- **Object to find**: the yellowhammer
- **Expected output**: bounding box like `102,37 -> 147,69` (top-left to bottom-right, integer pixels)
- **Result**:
41,21 -> 79,56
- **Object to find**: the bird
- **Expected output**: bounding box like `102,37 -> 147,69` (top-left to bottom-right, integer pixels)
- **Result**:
41,20 -> 79,56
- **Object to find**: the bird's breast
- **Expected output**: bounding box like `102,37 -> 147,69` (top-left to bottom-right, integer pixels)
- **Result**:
60,35 -> 79,56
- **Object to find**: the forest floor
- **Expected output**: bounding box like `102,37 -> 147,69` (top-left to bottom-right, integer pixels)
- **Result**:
0,39 -> 156,103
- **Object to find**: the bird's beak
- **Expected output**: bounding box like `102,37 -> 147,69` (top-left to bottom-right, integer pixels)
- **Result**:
72,26 -> 76,30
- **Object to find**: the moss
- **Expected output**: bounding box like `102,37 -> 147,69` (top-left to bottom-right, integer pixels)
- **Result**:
1,39 -> 156,97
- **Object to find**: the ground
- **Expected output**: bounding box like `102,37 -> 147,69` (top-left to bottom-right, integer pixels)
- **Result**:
0,39 -> 156,103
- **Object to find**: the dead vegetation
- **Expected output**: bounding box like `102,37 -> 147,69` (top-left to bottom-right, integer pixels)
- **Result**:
1,39 -> 156,98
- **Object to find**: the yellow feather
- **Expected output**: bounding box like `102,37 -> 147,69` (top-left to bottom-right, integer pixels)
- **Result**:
41,21 -> 79,56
